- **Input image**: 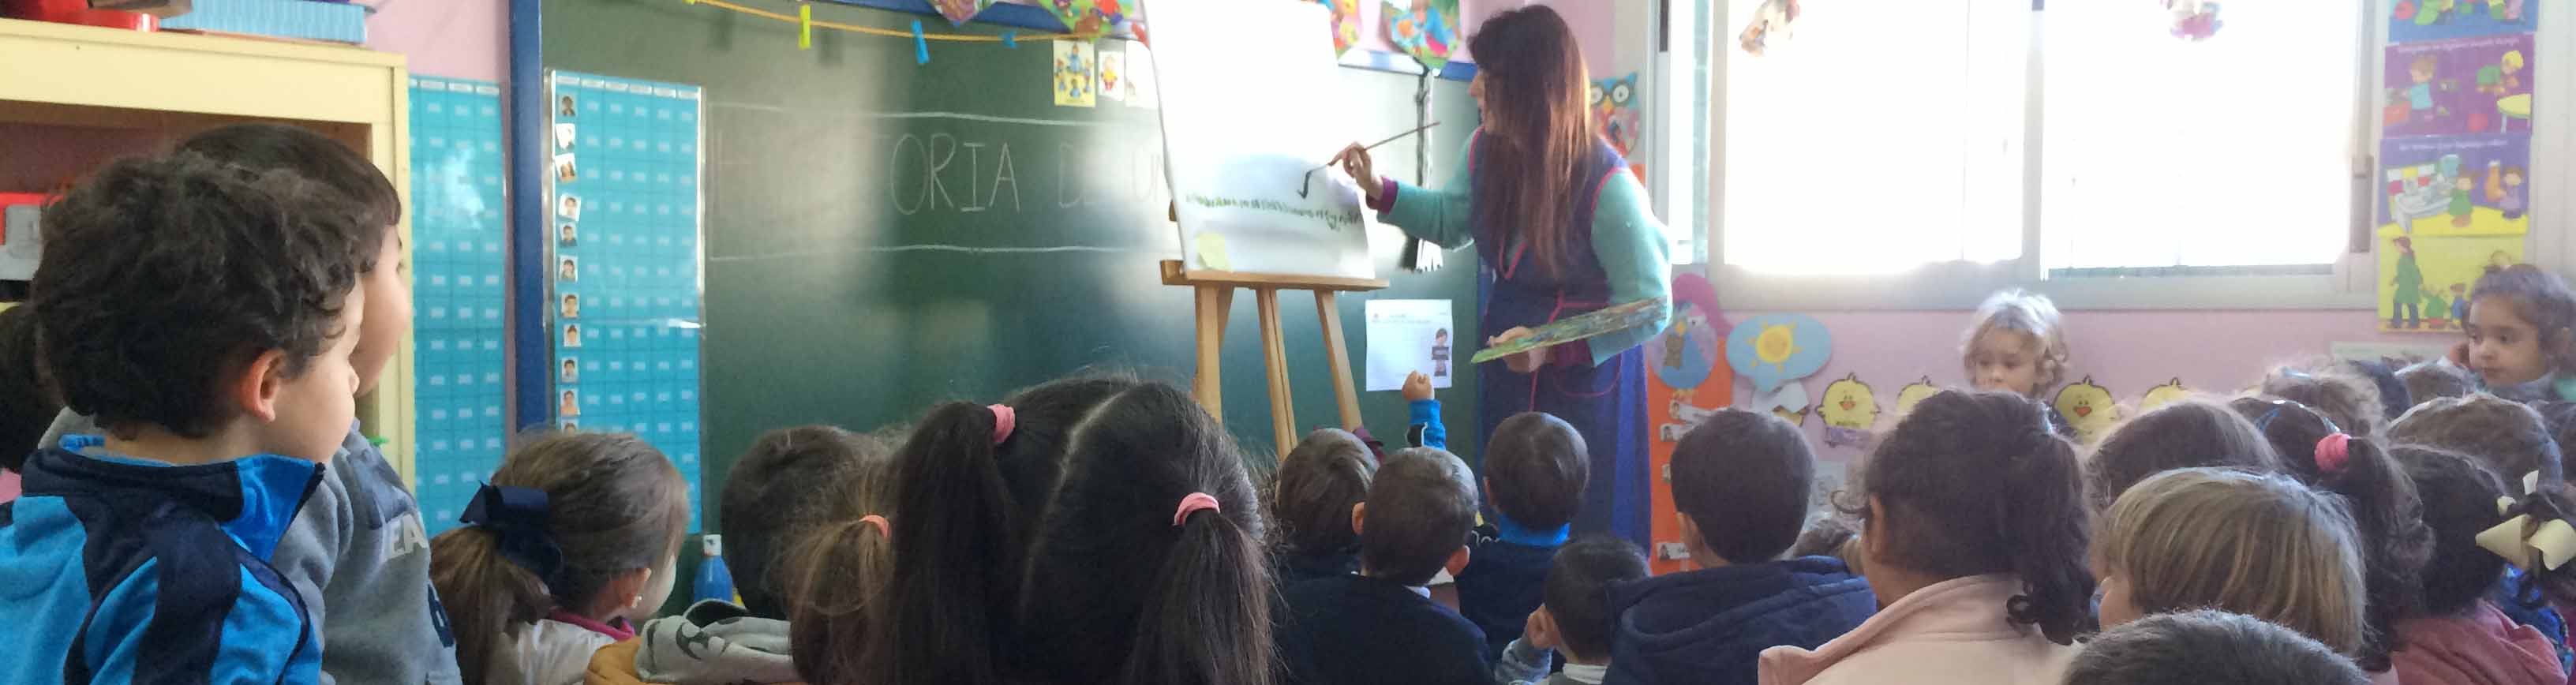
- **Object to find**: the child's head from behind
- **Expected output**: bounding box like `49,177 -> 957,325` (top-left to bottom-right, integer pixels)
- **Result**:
723,425 -> 890,619
783,425 -> 908,685
2235,397 -> 2434,671
2397,446 -> 2514,618
2064,610 -> 2370,685
2084,399 -> 2279,512
1855,389 -> 2091,643
1671,408 -> 1812,564
2260,361 -> 2390,437
2391,394 -> 2565,491
1360,447 -> 1481,586
1533,535 -> 1649,664
2094,468 -> 2367,658
1485,412 -> 1589,532
1011,380 -> 1272,685
0,305 -> 61,470
429,432 -> 689,681
1962,290 -> 2069,398
2398,361 -> 2478,406
1271,429 -> 1375,557
2466,264 -> 2576,387
32,153 -> 373,463
174,124 -> 406,395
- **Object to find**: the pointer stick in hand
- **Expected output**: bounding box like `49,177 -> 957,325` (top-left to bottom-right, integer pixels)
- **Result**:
1298,121 -> 1443,198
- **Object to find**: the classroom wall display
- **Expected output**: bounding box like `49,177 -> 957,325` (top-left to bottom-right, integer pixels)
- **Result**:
1646,268 -> 1733,575
1364,299 -> 1457,391
2053,376 -> 2121,444
1892,376 -> 1940,418
547,70 -> 709,531
410,76 -> 511,535
1383,0 -> 1460,70
933,0 -> 998,25
1725,313 -> 1833,394
2383,34 -> 2535,137
1154,0 -> 1375,279
2376,134 -> 2530,332
2390,0 -> 2537,43
1592,72 -> 1643,159
2138,378 -> 2192,412
1818,373 -> 1877,449
1320,0 -> 1361,56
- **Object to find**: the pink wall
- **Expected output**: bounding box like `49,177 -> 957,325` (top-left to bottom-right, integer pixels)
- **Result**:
366,0 -> 509,82
1742,308 -> 2444,469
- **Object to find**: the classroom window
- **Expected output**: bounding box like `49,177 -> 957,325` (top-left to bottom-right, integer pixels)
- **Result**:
1719,0 -> 2027,275
2040,0 -> 2364,271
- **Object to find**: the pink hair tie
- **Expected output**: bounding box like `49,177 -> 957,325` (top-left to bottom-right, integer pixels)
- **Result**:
989,404 -> 1017,446
859,515 -> 890,539
1172,492 -> 1222,527
2316,433 -> 2353,474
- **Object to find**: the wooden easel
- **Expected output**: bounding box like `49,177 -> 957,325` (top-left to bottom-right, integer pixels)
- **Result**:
1162,260 -> 1389,455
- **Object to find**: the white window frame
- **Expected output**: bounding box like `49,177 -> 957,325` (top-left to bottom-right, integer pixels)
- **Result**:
1670,0 -> 2574,312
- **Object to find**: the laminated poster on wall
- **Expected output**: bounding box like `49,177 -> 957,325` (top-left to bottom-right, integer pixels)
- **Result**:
2054,377 -> 2121,444
2390,0 -> 2537,43
2378,135 -> 2529,333
408,75 -> 510,536
1383,0 -> 1460,70
1054,40 -> 1097,108
1592,73 -> 1645,159
2383,34 -> 2534,138
1818,373 -> 1878,448
1364,299 -> 1457,391
1098,48 -> 1128,103
1726,313 -> 1832,395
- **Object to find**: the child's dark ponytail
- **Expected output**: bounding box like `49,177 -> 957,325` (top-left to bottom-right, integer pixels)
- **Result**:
429,522 -> 555,685
872,402 -> 1020,685
1013,381 -> 1274,685
2245,399 -> 2432,672
1856,390 -> 2094,644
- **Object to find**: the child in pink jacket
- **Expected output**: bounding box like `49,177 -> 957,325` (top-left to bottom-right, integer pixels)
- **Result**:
1758,390 -> 2093,685
2394,447 -> 2566,685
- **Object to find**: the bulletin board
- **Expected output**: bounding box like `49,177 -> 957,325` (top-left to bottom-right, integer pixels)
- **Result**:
545,70 -> 710,530
408,76 -> 513,534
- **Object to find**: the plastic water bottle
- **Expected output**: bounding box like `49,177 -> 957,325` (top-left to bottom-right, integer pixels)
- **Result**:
694,533 -> 737,605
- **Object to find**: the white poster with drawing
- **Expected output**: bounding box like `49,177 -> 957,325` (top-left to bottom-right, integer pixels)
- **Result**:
1151,0 -> 1374,279
1366,299 -> 1457,392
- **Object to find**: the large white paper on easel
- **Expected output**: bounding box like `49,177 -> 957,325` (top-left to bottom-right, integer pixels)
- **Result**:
1151,0 -> 1376,279
1365,299 -> 1457,391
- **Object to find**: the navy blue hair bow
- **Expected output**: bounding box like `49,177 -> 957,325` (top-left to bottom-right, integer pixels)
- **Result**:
460,483 -> 565,593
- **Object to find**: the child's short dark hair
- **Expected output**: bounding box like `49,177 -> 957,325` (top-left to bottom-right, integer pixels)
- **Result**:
1271,429 -> 1376,557
2262,361 -> 2391,438
2391,394 -> 2566,490
1856,390 -> 2093,644
2346,360 -> 2413,424
31,154 -> 373,440
0,305 -> 59,470
2065,610 -> 2370,685
175,123 -> 402,232
2472,264 -> 2576,375
722,425 -> 891,620
2399,361 -> 2478,406
1363,447 -> 1480,586
1543,535 -> 1649,660
2085,399 -> 2280,511
1485,412 -> 1589,531
1672,408 -> 1813,563
2394,445 -> 2512,616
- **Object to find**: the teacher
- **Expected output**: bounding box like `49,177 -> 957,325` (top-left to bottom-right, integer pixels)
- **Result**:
1339,5 -> 1672,546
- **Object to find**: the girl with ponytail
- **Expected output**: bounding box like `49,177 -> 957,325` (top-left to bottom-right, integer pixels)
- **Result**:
1758,390 -> 2092,685
429,432 -> 690,685
2237,397 -> 2437,678
1012,380 -> 1273,685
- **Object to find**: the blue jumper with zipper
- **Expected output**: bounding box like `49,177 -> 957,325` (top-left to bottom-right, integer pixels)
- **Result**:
0,436 -> 324,685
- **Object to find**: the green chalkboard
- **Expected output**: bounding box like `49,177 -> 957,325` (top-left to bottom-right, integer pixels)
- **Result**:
543,0 -> 1485,542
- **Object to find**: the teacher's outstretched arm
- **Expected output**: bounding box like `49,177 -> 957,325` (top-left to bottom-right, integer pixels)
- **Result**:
1579,170 -> 1673,367
1339,133 -> 1479,249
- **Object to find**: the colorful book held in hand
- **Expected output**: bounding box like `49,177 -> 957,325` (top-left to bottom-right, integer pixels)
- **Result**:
1470,298 -> 1668,365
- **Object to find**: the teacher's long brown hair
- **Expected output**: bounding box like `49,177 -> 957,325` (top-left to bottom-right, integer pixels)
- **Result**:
1470,6 -> 1599,281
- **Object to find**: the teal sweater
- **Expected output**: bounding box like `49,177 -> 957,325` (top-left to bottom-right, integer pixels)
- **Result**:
1381,139 -> 1673,366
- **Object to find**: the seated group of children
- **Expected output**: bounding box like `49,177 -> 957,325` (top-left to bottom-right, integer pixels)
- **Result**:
16,124 -> 2576,685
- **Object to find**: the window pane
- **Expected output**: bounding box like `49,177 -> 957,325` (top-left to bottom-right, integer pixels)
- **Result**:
1722,0 -> 2024,275
2042,2 -> 2360,270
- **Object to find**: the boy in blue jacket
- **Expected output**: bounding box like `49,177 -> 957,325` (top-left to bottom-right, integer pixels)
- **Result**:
1458,412 -> 1590,664
1603,409 -> 1875,685
2,153 -> 378,685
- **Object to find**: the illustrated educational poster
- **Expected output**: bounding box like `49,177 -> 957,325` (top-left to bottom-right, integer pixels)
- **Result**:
409,76 -> 511,535
1364,299 -> 1456,391
1153,0 -> 1374,279
2378,1 -> 2537,334
548,71 -> 710,530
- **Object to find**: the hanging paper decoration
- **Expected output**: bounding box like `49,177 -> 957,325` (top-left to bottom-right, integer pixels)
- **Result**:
1384,0 -> 1460,71
1320,0 -> 1361,56
1095,0 -> 1136,38
1591,73 -> 1643,158
1654,272 -> 1724,391
1739,0 -> 1798,56
1893,376 -> 1941,418
2165,0 -> 2222,41
1725,313 -> 1833,394
2052,376 -> 2121,444
1819,373 -> 1880,448
930,0 -> 994,26
2139,378 -> 2192,411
